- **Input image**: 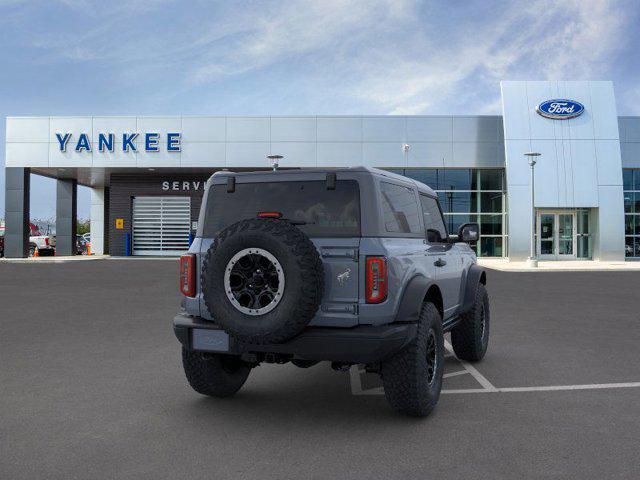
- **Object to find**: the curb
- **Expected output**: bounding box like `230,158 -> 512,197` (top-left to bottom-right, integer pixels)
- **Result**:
0,255 -> 109,264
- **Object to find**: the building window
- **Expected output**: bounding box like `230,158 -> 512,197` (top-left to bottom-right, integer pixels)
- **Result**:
386,168 -> 507,257
624,169 -> 640,259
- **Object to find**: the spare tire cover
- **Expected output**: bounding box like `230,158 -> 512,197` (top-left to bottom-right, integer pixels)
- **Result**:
202,218 -> 324,344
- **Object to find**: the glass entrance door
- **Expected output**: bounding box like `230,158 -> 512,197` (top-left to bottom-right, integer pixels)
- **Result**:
557,213 -> 574,257
539,213 -> 555,256
537,211 -> 577,260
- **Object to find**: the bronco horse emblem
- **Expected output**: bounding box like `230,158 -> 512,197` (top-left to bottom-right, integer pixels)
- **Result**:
337,268 -> 351,286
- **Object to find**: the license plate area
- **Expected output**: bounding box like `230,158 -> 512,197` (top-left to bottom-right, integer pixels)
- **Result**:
192,329 -> 230,352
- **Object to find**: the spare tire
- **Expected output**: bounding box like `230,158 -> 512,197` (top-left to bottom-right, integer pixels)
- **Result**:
201,218 -> 324,344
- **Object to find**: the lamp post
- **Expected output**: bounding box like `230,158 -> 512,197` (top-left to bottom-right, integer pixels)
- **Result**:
525,152 -> 541,267
267,154 -> 283,171
402,144 -> 410,165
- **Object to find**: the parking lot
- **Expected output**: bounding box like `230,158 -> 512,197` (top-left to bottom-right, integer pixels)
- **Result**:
1,260 -> 639,479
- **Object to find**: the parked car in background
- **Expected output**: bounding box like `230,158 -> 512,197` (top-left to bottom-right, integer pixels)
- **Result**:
0,223 -> 57,257
29,223 -> 56,256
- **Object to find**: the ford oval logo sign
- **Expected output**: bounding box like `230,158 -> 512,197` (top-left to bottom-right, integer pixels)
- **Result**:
536,99 -> 584,120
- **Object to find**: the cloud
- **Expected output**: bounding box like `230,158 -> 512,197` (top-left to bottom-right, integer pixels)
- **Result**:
187,0 -> 417,85
7,0 -> 636,114
348,0 -> 630,113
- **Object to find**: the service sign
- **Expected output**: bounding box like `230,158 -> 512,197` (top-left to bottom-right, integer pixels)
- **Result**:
162,180 -> 204,191
55,132 -> 181,153
536,99 -> 584,120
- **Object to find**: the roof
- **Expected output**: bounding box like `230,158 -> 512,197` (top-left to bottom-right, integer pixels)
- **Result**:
211,166 -> 437,196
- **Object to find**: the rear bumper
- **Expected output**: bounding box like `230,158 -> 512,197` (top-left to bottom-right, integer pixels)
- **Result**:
173,313 -> 417,364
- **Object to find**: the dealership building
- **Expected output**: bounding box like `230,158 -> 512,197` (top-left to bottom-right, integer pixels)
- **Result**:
3,80 -> 640,260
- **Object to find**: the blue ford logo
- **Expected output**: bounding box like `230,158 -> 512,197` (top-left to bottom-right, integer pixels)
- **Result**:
536,99 -> 584,120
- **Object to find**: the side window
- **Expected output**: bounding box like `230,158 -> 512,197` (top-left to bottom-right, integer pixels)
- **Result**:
420,195 -> 447,242
380,182 -> 422,234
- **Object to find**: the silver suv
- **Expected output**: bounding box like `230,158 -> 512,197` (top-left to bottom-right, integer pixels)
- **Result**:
173,167 -> 490,416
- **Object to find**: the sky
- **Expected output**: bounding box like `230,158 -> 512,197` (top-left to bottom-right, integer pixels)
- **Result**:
1,0 -> 639,220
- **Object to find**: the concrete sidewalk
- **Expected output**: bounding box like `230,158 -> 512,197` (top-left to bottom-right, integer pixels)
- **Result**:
0,255 -> 109,263
0,255 -> 181,263
3,256 -> 639,270
479,258 -> 640,272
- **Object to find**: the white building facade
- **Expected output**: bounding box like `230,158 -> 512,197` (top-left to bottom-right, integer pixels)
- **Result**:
4,80 -> 640,260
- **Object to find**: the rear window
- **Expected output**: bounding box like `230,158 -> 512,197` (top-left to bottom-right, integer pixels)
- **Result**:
203,180 -> 360,237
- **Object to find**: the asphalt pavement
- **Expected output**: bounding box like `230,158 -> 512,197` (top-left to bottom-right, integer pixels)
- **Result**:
1,260 -> 639,479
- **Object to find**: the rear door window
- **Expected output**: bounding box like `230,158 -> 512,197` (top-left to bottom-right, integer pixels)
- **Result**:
380,182 -> 422,234
203,180 -> 360,237
419,194 -> 447,242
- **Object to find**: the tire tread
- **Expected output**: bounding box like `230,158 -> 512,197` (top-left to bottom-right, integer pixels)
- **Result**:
182,348 -> 250,397
381,302 -> 444,417
451,283 -> 489,362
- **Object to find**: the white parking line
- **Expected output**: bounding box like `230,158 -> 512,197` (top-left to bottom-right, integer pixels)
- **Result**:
441,382 -> 640,394
349,342 -> 640,396
351,341 -> 499,395
443,370 -> 469,379
443,340 -> 497,392
349,365 -> 367,395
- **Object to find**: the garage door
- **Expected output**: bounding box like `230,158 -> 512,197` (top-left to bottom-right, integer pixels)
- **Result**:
132,196 -> 191,256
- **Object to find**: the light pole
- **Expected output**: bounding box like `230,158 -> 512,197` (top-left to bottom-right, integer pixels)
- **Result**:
267,154 -> 283,171
525,152 -> 541,267
402,144 -> 410,165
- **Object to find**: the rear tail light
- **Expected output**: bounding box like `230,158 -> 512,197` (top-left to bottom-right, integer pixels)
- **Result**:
44,237 -> 49,246
257,212 -> 282,218
365,256 -> 387,303
179,254 -> 196,297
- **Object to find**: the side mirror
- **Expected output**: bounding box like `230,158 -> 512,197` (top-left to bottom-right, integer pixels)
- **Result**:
458,223 -> 479,243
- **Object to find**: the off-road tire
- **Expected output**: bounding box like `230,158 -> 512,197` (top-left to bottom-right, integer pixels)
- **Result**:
201,218 -> 324,344
451,283 -> 490,362
182,348 -> 251,398
380,302 -> 444,417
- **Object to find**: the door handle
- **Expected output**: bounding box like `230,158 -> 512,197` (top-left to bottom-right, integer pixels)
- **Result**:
434,258 -> 447,267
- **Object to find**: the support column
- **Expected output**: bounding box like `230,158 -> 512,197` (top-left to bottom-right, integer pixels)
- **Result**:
55,179 -> 77,256
4,168 -> 30,258
90,187 -> 105,255
104,187 -> 110,254
596,187 -> 625,261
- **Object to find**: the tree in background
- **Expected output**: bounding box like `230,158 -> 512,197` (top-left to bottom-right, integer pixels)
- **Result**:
31,217 -> 55,235
77,219 -> 90,236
